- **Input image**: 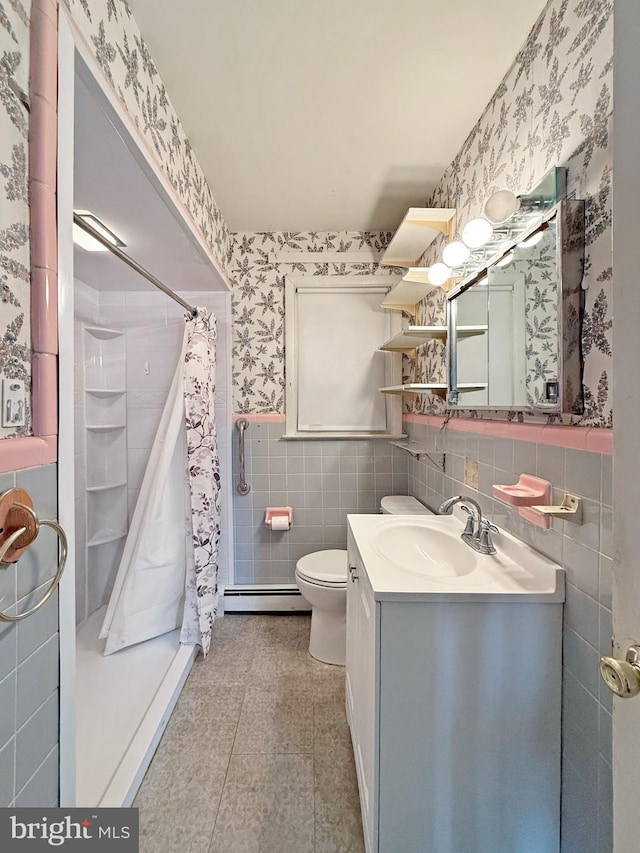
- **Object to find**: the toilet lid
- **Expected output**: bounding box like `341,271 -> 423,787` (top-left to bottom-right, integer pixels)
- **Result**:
296,549 -> 348,586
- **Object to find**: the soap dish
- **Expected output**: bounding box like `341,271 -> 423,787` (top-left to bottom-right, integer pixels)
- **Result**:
493,474 -> 551,529
492,474 -> 551,507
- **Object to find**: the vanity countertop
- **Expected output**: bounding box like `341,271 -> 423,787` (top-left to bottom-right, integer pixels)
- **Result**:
347,512 -> 565,604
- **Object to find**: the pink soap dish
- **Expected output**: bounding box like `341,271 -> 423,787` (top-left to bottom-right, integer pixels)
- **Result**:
493,475 -> 552,529
492,474 -> 551,507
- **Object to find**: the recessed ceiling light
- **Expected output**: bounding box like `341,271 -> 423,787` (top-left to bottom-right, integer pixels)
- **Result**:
73,210 -> 126,252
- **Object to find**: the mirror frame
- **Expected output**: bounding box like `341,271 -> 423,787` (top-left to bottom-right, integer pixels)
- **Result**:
446,198 -> 586,414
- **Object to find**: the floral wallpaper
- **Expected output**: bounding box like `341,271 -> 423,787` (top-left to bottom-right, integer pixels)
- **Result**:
229,0 -> 613,427
230,231 -> 395,413
415,0 -> 613,427
64,0 -> 232,274
0,0 -> 30,438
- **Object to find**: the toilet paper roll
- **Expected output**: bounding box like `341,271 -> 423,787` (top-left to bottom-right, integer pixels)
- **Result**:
270,515 -> 290,531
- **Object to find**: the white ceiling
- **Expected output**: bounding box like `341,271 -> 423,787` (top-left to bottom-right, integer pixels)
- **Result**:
74,70 -> 225,293
128,0 -> 548,233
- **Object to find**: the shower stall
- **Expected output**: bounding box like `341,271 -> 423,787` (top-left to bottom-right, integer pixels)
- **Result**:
58,44 -> 233,807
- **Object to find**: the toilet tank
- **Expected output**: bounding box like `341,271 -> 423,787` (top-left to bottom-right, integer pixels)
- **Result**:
380,496 -> 433,515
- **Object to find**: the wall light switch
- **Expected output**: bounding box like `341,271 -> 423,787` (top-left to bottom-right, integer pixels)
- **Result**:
2,378 -> 26,427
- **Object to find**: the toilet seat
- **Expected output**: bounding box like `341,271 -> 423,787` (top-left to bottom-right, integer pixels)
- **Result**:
295,549 -> 347,587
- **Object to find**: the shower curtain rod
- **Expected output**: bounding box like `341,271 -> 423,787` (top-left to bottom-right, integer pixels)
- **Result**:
73,214 -> 198,317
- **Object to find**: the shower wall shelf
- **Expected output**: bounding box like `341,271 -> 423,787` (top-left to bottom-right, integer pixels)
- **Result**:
85,388 -> 126,397
84,326 -> 125,339
83,324 -> 129,565
381,208 -> 456,268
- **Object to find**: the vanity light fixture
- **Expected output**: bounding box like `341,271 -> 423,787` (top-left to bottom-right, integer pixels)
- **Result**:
427,262 -> 452,287
442,241 -> 470,268
483,189 -> 521,225
73,210 -> 126,252
461,217 -> 493,249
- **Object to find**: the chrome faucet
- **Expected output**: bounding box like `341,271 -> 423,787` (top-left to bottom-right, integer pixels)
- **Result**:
437,495 -> 498,555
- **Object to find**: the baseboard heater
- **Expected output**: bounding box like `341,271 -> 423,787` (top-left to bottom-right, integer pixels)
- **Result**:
222,584 -> 310,613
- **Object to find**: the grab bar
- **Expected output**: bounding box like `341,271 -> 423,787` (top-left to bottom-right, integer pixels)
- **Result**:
235,418 -> 251,495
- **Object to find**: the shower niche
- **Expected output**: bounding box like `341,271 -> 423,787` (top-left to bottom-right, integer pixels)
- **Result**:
79,324 -> 129,619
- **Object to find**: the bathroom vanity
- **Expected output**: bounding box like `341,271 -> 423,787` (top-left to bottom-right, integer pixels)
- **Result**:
345,513 -> 564,853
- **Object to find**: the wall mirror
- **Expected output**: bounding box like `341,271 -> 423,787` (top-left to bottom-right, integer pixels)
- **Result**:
446,197 -> 585,414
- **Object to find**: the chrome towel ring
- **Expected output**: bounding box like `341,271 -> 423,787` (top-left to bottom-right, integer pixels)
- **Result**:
0,488 -> 68,622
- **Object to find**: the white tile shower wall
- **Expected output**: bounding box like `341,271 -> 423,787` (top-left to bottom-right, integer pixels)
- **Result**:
0,464 -> 59,807
405,420 -> 612,853
115,289 -> 233,591
232,423 -> 409,584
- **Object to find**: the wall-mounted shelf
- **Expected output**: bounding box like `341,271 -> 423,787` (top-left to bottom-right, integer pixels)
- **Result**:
457,325 -> 488,337
380,382 -> 488,397
380,271 -> 438,313
493,474 -> 552,529
380,327 -> 448,351
380,383 -> 448,397
381,208 -> 456,268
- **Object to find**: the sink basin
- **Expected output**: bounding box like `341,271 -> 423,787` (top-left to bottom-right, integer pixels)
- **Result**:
370,520 -> 478,578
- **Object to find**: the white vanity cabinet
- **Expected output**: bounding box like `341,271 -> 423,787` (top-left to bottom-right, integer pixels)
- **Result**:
346,522 -> 563,853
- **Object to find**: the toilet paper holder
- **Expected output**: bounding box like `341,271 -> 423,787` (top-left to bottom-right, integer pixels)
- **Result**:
265,507 -> 293,531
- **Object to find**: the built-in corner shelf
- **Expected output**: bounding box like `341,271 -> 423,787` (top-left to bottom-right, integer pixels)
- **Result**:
86,481 -> 127,493
83,323 -> 129,557
380,326 -> 447,352
88,530 -> 127,548
381,208 -> 456,268
84,326 -> 125,340
86,424 -> 126,432
85,388 -> 126,398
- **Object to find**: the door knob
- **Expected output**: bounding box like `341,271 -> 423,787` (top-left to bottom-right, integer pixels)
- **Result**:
600,645 -> 640,698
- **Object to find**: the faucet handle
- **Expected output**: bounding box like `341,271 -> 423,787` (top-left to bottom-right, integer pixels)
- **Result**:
477,518 -> 498,554
460,504 -> 477,536
481,519 -> 499,533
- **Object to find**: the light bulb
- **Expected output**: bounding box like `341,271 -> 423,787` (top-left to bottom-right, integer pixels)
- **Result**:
484,190 -> 521,225
462,218 -> 493,249
427,263 -> 451,286
442,241 -> 470,268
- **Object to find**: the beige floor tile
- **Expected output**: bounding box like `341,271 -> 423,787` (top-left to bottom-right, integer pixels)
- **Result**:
233,687 -> 314,753
208,753 -> 314,853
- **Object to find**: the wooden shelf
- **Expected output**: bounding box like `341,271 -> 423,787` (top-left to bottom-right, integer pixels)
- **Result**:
380,271 -> 438,313
456,325 -> 488,338
381,208 -> 456,268
379,383 -> 448,397
379,326 -> 447,352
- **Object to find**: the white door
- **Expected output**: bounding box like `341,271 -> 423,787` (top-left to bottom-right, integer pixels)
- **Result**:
610,3 -> 640,849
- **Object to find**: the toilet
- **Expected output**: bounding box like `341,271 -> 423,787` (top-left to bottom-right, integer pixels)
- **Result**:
295,495 -> 432,665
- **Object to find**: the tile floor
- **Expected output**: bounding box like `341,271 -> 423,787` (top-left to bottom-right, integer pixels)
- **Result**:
134,614 -> 365,853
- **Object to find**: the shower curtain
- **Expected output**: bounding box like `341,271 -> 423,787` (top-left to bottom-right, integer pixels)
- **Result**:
100,309 -> 220,656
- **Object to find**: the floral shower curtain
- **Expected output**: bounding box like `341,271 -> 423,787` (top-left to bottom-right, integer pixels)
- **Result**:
100,308 -> 220,656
